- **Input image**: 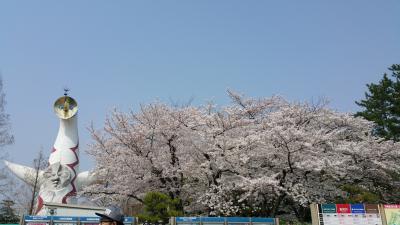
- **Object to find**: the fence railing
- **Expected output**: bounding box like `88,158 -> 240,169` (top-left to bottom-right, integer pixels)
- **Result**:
21,215 -> 136,225
170,217 -> 279,225
21,216 -> 279,225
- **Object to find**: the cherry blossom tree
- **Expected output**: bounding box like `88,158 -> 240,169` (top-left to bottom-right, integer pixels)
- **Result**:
84,103 -> 204,207
0,76 -> 14,200
84,91 -> 400,221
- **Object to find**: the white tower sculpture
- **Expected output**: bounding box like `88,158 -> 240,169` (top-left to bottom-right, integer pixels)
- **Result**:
4,93 -> 95,215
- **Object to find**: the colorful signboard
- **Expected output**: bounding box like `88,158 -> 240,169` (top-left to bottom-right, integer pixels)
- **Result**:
320,204 -> 338,225
383,205 -> 400,225
365,204 -> 383,225
336,204 -> 351,214
316,204 -> 383,225
351,204 -> 365,214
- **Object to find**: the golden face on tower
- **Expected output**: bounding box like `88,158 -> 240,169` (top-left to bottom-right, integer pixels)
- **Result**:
53,96 -> 78,119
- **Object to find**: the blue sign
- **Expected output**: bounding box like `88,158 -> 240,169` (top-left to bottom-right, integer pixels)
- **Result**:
201,217 -> 225,223
52,216 -> 79,221
250,218 -> 275,223
124,217 -> 134,223
24,216 -> 52,221
351,204 -> 365,214
176,217 -> 202,222
226,217 -> 250,222
80,217 -> 100,222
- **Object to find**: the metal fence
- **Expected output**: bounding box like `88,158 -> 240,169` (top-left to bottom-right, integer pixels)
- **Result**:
20,216 -> 278,225
21,215 -> 136,225
170,217 -> 279,225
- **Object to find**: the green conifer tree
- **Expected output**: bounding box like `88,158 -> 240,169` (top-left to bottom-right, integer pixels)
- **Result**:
356,64 -> 400,141
137,192 -> 182,224
0,200 -> 19,224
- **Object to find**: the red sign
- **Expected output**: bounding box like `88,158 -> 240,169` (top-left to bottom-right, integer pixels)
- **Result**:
336,204 -> 351,213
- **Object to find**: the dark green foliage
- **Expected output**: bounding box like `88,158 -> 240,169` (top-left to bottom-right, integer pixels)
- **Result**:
0,200 -> 19,224
355,64 -> 400,141
137,192 -> 183,224
279,219 -> 311,225
337,184 -> 380,204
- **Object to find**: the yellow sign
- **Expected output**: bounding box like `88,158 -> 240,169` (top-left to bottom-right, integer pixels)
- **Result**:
384,205 -> 400,225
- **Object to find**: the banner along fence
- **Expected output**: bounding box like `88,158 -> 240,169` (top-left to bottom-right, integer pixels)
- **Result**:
21,215 -> 135,225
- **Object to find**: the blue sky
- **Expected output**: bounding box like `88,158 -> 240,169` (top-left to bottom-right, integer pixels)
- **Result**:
0,1 -> 399,171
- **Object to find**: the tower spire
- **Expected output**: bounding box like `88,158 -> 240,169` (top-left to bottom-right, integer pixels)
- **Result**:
63,87 -> 70,96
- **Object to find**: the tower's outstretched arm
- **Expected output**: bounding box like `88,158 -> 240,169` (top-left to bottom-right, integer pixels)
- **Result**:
76,171 -> 97,190
3,160 -> 44,187
4,160 -> 97,190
